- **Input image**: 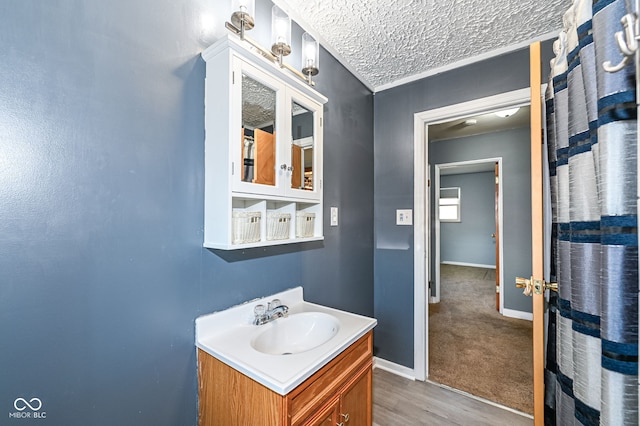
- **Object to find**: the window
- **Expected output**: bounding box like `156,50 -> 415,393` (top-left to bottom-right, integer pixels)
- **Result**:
439,187 -> 461,222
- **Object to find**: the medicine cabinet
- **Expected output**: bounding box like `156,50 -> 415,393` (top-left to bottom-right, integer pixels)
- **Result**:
202,35 -> 327,250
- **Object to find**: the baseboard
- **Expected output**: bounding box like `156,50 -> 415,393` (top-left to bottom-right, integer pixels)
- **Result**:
441,261 -> 496,269
502,308 -> 533,321
373,357 -> 416,381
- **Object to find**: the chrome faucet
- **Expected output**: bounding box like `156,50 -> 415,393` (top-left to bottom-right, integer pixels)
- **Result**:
253,299 -> 289,325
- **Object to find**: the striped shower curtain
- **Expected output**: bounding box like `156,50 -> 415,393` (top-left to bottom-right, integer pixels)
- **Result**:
544,0 -> 638,424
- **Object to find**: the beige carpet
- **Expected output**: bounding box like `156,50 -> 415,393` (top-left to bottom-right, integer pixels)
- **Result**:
428,264 -> 533,414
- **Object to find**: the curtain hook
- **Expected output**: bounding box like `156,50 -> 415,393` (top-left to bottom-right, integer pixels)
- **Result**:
603,13 -> 639,73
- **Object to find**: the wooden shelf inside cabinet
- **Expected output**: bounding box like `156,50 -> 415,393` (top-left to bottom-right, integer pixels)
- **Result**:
202,35 -> 327,250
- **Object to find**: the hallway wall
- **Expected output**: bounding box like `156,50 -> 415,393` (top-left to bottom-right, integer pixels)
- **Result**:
440,171 -> 496,267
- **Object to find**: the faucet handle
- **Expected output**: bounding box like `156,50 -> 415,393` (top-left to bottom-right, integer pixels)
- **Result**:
254,304 -> 266,316
268,299 -> 281,310
253,304 -> 267,325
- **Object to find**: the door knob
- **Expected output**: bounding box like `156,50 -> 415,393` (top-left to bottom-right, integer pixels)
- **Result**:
515,276 -> 533,296
516,276 -> 558,296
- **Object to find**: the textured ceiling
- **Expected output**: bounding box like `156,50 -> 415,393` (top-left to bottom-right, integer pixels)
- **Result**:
274,0 -> 570,90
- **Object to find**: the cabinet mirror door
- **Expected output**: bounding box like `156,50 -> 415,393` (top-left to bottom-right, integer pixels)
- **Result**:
241,73 -> 276,187
291,101 -> 314,191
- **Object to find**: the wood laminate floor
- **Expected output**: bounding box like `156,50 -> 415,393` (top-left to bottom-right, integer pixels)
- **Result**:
373,369 -> 533,426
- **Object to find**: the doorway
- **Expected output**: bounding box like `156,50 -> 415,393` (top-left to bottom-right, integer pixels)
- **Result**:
426,111 -> 533,413
433,159 -> 503,310
412,87 -> 531,383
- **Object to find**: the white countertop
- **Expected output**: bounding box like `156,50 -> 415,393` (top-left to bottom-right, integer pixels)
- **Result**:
195,287 -> 377,395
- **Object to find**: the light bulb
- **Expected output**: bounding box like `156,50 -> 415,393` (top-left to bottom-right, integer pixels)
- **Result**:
305,44 -> 316,67
494,108 -> 520,118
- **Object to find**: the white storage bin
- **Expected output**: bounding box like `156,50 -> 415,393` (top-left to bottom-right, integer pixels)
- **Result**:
295,212 -> 316,238
232,211 -> 261,244
267,213 -> 291,241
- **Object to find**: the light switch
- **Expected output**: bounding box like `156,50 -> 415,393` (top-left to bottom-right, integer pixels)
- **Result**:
330,207 -> 338,226
396,209 -> 413,225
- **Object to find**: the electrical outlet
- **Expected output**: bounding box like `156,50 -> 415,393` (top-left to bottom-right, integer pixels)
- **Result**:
330,207 -> 338,226
396,209 -> 413,225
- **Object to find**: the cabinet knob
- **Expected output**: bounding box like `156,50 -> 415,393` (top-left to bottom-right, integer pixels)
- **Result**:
280,164 -> 287,170
340,413 -> 349,422
287,166 -> 294,172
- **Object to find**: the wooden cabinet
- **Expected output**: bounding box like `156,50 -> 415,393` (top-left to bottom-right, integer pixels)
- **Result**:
301,366 -> 371,426
197,332 -> 373,426
201,35 -> 327,250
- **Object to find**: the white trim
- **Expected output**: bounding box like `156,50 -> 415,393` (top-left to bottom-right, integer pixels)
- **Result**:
375,30 -> 559,93
415,88 -> 531,124
503,308 -> 534,321
414,87 -> 531,382
373,357 -> 416,381
413,105 -> 429,381
441,261 -> 496,269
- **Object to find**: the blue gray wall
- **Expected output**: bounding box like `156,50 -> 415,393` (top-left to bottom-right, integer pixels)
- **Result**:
440,171 -> 496,266
373,44 -> 555,368
0,1 -> 373,424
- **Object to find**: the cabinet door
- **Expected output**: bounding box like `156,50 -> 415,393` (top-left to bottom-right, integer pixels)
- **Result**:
339,366 -> 372,426
231,57 -> 285,197
285,89 -> 323,201
301,396 -> 339,426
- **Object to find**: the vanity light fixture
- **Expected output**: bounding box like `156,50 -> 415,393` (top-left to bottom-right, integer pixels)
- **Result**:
229,0 -> 255,40
224,1 -> 319,86
301,32 -> 319,85
494,107 -> 520,118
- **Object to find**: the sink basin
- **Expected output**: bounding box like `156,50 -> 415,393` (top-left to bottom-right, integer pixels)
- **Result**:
251,312 -> 340,355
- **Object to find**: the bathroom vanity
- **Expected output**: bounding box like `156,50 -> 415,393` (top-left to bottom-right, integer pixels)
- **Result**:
195,288 -> 376,425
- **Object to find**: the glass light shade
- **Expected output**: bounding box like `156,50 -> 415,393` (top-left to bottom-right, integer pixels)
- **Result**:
301,32 -> 319,76
230,0 -> 255,30
231,0 -> 254,16
271,5 -> 291,56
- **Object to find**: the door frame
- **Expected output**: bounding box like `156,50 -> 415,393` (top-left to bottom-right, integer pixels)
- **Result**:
412,87 -> 530,381
433,158 -> 503,313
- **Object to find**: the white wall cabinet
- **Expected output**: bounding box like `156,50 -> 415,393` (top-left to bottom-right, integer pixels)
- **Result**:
202,35 -> 327,250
